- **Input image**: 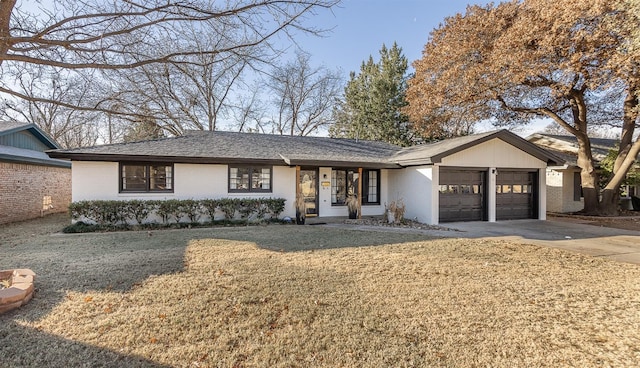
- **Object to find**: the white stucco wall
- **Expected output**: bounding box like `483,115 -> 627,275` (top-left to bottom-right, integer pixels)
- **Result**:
388,165 -> 437,224
72,161 -> 120,201
71,161 -> 297,218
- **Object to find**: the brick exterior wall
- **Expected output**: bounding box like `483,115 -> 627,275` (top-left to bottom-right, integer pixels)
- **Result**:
545,168 -> 584,213
0,162 -> 71,224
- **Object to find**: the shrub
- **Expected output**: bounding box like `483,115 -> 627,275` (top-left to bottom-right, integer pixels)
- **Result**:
178,199 -> 202,223
156,199 -> 181,223
201,199 -> 219,222
68,198 -> 287,227
385,199 -> 406,224
124,200 -> 151,225
217,198 -> 239,220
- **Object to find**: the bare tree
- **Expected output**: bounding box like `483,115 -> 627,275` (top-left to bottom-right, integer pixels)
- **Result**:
104,18 -> 270,135
233,88 -> 268,133
0,0 -> 340,120
266,51 -> 342,136
0,65 -> 102,148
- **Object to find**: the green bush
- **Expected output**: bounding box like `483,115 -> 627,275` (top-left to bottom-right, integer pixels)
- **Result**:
200,199 -> 219,222
68,198 -> 287,227
178,199 -> 201,223
156,199 -> 181,223
124,200 -> 151,225
217,198 -> 239,220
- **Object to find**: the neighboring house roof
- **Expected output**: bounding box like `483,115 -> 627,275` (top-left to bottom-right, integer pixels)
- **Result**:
0,122 -> 60,149
0,121 -> 71,168
527,133 -> 628,168
47,129 -> 563,168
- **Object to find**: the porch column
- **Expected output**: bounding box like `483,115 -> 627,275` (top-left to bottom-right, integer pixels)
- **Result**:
430,166 -> 440,225
538,168 -> 547,220
358,167 -> 363,219
295,166 -> 302,216
488,167 -> 497,222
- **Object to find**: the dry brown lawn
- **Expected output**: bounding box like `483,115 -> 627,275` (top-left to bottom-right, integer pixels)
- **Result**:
1,214 -> 640,367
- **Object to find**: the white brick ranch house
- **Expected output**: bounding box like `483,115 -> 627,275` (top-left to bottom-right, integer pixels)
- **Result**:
47,129 -> 563,225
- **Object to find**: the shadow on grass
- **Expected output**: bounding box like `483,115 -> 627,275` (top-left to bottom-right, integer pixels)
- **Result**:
0,214 -> 194,366
1,321 -> 170,368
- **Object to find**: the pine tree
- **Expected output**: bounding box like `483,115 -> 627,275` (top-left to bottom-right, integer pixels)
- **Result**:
330,43 -> 415,146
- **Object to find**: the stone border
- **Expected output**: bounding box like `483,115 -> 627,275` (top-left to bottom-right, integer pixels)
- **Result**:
0,269 -> 36,314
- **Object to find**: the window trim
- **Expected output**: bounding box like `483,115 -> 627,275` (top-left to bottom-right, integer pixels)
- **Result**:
573,171 -> 583,201
228,165 -> 273,193
362,169 -> 381,205
119,162 -> 174,193
331,168 -> 380,206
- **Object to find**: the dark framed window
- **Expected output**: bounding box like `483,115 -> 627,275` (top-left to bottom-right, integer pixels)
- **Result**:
362,169 -> 380,204
120,163 -> 173,193
331,169 -> 380,205
573,171 -> 583,201
229,165 -> 272,193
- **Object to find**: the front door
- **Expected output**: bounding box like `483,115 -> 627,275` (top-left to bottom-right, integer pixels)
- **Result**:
299,169 -> 318,217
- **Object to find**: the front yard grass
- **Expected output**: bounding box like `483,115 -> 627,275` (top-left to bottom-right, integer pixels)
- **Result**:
1,215 -> 639,367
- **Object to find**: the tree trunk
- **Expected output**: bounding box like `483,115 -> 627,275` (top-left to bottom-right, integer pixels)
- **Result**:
575,133 -> 601,214
599,189 -> 619,216
615,82 -> 638,173
600,81 -> 640,216
0,0 -> 16,65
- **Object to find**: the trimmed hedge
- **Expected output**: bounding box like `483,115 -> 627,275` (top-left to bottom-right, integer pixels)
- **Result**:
68,198 -> 286,226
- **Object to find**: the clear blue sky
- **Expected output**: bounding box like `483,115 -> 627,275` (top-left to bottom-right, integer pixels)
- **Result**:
289,0 -> 490,73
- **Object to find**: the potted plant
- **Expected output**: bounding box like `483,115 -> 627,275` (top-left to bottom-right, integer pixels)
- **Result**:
295,195 -> 306,225
385,199 -> 406,224
346,195 -> 359,219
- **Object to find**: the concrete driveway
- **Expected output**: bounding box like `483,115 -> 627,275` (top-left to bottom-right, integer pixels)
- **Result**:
442,218 -> 640,265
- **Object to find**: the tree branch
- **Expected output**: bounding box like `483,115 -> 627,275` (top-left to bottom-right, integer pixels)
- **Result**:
496,95 -> 579,135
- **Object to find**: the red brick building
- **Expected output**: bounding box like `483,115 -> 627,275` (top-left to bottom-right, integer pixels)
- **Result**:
0,122 -> 71,224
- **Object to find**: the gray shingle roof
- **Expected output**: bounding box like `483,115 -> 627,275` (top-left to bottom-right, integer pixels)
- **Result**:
0,121 -> 61,149
1,121 -> 68,166
527,133 -> 631,167
48,130 -> 403,168
48,129 -> 563,168
0,145 -> 71,168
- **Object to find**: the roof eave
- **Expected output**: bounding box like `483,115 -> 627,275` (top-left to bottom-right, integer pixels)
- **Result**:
394,158 -> 435,167
1,124 -> 61,149
286,158 -> 402,169
46,152 -> 287,166
1,154 -> 71,168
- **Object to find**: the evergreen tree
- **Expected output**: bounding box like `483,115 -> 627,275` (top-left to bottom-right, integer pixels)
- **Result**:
330,43 -> 415,146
